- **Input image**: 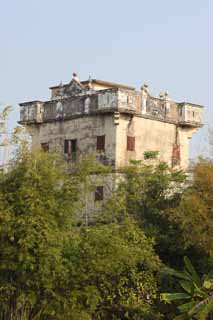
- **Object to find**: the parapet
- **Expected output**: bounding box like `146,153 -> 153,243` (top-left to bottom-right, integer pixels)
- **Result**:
19,74 -> 203,128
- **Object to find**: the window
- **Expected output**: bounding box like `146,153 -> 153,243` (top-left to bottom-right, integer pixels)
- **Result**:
96,135 -> 105,151
127,136 -> 135,151
64,139 -> 77,160
95,186 -> 104,201
171,143 -> 180,167
41,142 -> 49,152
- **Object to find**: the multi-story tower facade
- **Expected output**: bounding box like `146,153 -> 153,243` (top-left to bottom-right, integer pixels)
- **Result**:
19,73 -> 203,171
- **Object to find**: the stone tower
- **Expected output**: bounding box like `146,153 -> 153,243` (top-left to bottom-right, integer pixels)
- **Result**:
19,73 -> 203,171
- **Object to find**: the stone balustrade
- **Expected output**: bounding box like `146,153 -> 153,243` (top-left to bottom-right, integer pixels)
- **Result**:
20,88 -> 203,128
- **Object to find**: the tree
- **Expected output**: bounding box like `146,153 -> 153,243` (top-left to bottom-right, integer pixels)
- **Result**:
1,144 -> 211,319
0,148 -> 80,319
206,127 -> 213,157
63,217 -> 162,320
104,159 -> 186,268
161,257 -> 213,320
167,159 -> 213,263
0,149 -> 163,320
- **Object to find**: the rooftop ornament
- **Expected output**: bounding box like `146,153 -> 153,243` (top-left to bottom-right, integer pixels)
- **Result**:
88,75 -> 93,90
159,91 -> 170,100
140,83 -> 150,95
72,72 -> 81,85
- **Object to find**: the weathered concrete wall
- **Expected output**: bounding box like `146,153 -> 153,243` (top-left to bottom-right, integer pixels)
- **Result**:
20,88 -> 203,132
115,114 -> 190,169
179,103 -> 203,124
26,110 -> 199,171
80,173 -> 117,223
19,76 -> 204,217
178,127 -> 198,170
115,114 -> 199,170
20,80 -> 203,173
27,114 -> 116,165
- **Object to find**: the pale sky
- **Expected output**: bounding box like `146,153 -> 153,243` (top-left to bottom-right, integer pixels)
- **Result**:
0,0 -> 212,158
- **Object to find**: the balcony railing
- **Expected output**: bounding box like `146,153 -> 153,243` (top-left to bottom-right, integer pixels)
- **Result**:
19,89 -> 203,128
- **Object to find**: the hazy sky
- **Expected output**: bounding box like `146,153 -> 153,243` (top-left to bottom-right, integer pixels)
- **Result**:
0,0 -> 212,158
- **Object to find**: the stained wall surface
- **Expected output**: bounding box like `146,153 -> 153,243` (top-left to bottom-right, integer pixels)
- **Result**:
115,114 -> 192,169
28,114 -> 116,165
116,115 -> 174,166
20,82 -> 203,172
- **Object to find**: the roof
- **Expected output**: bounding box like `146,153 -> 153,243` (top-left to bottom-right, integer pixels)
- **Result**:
19,100 -> 43,106
49,79 -> 135,91
179,102 -> 204,108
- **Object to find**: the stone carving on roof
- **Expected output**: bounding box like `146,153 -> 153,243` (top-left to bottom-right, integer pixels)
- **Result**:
64,80 -> 86,97
63,73 -> 97,97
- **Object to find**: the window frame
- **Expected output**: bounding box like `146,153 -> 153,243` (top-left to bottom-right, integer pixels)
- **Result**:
64,139 -> 78,161
96,135 -> 105,152
95,186 -> 104,201
41,142 -> 49,152
127,135 -> 135,151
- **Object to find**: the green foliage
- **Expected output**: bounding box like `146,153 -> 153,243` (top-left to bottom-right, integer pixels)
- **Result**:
105,158 -> 213,272
63,217 -> 162,320
144,150 -> 159,160
103,158 -> 213,318
167,159 -> 213,256
0,105 -> 13,120
105,160 -> 186,267
0,149 -> 163,319
161,257 -> 213,320
0,149 -> 80,319
0,144 -> 212,319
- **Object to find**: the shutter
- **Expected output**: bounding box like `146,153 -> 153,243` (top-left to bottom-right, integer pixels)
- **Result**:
127,136 -> 135,151
97,135 -> 105,151
95,186 -> 104,201
41,142 -> 49,152
172,144 -> 180,166
71,139 -> 77,161
71,139 -> 77,153
64,140 -> 69,154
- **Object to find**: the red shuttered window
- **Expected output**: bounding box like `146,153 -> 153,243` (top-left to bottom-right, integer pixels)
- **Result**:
127,136 -> 135,151
171,143 -> 180,167
97,135 -> 105,151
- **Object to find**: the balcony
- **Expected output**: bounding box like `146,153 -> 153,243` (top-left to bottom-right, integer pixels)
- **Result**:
19,89 -> 203,128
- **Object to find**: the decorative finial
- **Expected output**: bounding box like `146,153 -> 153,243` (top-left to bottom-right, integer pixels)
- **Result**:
72,72 -> 81,84
88,75 -> 93,89
159,92 -> 164,99
141,83 -> 149,95
141,83 -> 148,90
159,91 -> 170,99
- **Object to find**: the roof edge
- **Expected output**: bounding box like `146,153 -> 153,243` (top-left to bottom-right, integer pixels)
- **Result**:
49,79 -> 135,91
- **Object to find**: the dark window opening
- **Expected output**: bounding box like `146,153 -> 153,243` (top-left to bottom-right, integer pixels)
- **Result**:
41,142 -> 49,152
127,136 -> 135,151
95,186 -> 104,201
97,135 -> 105,151
64,139 -> 77,161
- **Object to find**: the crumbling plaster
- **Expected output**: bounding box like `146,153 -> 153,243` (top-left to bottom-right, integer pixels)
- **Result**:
20,74 -> 203,172
27,113 -> 117,164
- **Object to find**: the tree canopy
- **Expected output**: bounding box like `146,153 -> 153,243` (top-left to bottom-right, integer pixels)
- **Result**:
0,147 -> 212,319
